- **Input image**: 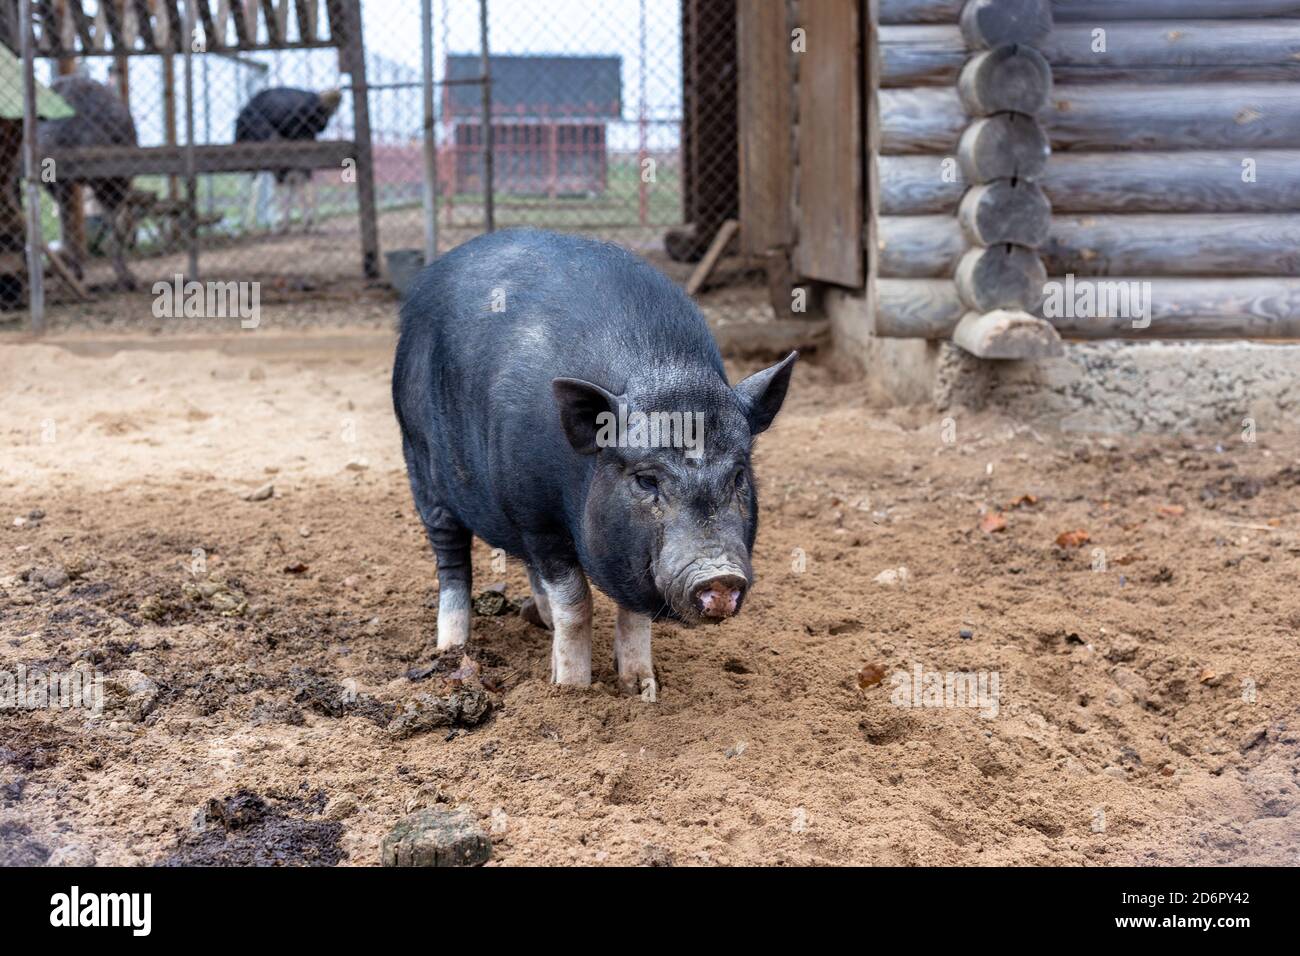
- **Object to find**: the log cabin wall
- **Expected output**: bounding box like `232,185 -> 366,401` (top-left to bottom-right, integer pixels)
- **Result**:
868,0 -> 1300,349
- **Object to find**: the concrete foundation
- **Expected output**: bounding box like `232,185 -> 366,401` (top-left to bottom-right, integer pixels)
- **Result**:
827,288 -> 1300,434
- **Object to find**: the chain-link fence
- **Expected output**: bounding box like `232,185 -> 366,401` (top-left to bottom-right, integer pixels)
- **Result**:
1,0 -> 750,323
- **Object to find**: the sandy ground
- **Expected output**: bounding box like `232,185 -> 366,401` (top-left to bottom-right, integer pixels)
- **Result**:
2,319 -> 1299,866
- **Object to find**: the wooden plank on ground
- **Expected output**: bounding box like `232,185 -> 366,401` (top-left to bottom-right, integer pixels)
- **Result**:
685,219 -> 739,297
43,245 -> 91,300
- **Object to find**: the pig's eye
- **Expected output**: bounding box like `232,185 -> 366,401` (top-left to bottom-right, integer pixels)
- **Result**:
634,473 -> 660,495
733,469 -> 748,491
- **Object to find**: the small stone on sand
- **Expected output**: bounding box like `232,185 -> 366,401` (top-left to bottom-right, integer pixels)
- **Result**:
243,483 -> 274,502
873,567 -> 910,586
380,807 -> 491,867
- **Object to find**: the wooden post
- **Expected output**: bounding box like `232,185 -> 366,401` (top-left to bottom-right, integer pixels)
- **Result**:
794,0 -> 862,286
20,0 -> 44,332
54,0 -> 86,264
736,0 -> 793,258
183,0 -> 198,278
478,0 -> 493,233
547,123 -> 557,201
162,52 -> 178,212
420,0 -> 437,262
341,0 -> 379,278
737,0 -> 798,316
636,0 -> 647,225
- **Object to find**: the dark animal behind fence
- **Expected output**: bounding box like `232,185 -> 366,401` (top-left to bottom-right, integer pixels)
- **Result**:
234,86 -> 342,231
38,76 -> 138,290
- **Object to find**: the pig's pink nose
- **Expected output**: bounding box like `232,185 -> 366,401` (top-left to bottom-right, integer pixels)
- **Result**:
693,576 -> 747,619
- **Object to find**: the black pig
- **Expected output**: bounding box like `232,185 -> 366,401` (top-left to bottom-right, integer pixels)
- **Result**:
392,229 -> 795,701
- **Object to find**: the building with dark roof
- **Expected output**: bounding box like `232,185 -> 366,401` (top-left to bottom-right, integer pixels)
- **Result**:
443,54 -> 622,197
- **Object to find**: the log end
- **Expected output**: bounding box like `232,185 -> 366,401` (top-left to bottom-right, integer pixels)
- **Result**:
955,244 -> 1048,313
960,0 -> 1053,51
958,114 -> 1051,185
958,45 -> 1052,118
952,309 -> 1063,360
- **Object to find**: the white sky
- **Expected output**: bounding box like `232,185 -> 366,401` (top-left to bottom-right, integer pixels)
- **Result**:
49,0 -> 684,151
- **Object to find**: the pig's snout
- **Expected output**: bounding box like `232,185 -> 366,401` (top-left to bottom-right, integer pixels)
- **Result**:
692,575 -> 747,620
655,543 -> 753,625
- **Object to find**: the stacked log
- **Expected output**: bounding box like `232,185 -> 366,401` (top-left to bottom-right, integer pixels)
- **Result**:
874,1 -> 1039,341
874,0 -> 1300,343
875,0 -> 1061,357
881,19 -> 1300,85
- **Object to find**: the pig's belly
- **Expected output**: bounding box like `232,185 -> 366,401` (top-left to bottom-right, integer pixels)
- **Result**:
431,449 -> 552,565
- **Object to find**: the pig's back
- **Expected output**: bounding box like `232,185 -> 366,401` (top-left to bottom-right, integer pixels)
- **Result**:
394,229 -> 727,555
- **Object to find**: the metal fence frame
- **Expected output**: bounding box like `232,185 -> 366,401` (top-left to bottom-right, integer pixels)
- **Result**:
8,0 -> 729,331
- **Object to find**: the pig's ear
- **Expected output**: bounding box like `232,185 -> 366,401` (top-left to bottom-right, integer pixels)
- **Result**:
553,378 -> 619,455
734,351 -> 798,435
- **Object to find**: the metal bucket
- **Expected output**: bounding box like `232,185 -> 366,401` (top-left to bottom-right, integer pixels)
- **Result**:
385,249 -> 427,299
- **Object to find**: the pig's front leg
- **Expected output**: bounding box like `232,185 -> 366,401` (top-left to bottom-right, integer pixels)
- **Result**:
542,569 -> 592,686
614,608 -> 657,702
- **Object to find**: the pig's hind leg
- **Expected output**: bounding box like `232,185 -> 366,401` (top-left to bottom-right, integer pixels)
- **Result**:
614,609 -> 657,702
402,435 -> 471,649
430,512 -> 472,650
419,501 -> 472,651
